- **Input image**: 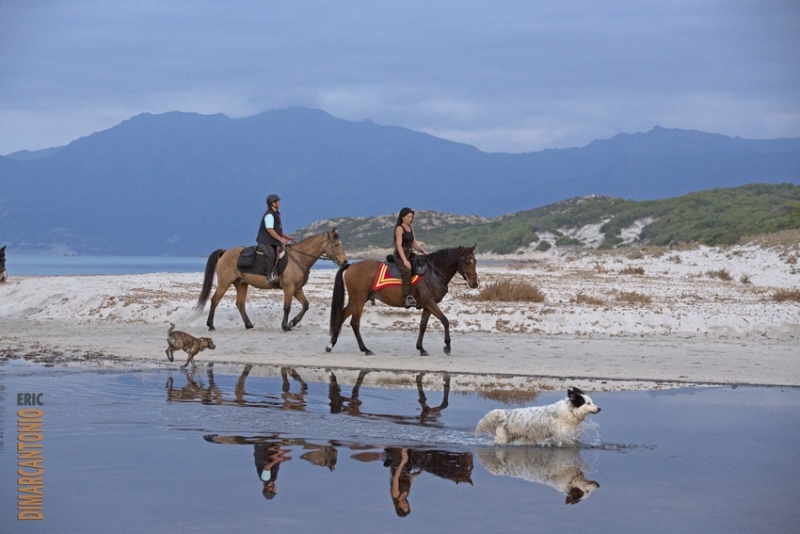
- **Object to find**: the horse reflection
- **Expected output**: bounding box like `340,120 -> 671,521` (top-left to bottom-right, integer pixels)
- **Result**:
328,370 -> 371,415
364,372 -> 451,427
280,366 -> 308,411
165,364 -> 307,411
383,447 -> 473,517
326,370 -> 450,426
478,447 -> 599,504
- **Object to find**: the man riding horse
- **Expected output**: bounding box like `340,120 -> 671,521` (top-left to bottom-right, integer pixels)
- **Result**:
257,194 -> 294,283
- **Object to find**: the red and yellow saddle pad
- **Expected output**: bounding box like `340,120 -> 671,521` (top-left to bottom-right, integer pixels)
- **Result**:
372,263 -> 421,291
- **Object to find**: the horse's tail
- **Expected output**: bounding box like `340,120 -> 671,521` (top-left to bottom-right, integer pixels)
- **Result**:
195,249 -> 225,312
329,263 -> 351,336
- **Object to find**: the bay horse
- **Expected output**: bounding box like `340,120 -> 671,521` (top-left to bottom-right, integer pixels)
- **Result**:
0,245 -> 6,283
196,228 -> 347,331
326,245 -> 478,356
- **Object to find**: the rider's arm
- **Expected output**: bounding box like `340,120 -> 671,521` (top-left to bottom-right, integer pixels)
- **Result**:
411,230 -> 426,254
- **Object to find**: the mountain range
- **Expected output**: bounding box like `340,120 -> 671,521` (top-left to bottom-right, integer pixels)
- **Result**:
1,107 -> 798,255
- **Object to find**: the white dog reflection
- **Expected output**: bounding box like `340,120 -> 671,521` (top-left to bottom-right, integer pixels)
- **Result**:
478,447 -> 599,504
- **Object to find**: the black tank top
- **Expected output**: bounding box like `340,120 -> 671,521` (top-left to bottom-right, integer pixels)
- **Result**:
395,225 -> 414,256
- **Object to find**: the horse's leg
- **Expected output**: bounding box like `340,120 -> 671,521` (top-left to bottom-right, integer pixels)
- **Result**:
233,280 -> 254,329
326,300 -> 355,352
207,282 -> 232,331
349,300 -> 373,355
416,310 -> 432,356
422,302 -> 451,355
288,287 -> 310,329
280,286 -> 294,332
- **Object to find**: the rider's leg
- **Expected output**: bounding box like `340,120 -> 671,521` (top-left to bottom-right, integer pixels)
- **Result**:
395,253 -> 416,308
257,243 -> 275,282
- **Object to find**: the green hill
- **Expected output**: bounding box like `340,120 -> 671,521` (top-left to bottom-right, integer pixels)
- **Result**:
296,183 -> 800,254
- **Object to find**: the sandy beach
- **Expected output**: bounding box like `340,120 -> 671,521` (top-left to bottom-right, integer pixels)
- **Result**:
1,242 -> 798,391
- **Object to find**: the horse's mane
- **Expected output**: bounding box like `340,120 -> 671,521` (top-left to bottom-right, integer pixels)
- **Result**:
425,247 -> 462,274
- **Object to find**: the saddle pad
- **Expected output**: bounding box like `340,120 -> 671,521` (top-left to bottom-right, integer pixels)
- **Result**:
372,263 -> 420,291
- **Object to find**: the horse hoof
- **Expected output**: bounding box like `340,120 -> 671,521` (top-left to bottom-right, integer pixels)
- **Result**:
282,325 -> 292,332
245,323 -> 254,330
443,347 -> 451,355
365,350 -> 374,356
325,343 -> 333,353
208,326 -> 215,331
420,350 -> 429,357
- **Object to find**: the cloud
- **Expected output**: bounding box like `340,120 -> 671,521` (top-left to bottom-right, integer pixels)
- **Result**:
1,0 -> 798,154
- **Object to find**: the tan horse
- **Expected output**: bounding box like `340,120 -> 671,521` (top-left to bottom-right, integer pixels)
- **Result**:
196,228 -> 347,331
326,246 -> 479,356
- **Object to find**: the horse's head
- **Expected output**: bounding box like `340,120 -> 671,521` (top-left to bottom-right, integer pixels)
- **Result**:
458,245 -> 479,289
0,245 -> 6,283
325,227 -> 348,267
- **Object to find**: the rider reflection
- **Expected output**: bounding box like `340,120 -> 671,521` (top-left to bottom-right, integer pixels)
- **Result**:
254,441 -> 291,500
386,448 -> 420,517
383,447 -> 473,517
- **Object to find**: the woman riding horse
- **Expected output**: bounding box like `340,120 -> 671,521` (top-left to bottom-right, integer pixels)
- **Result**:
327,245 -> 478,356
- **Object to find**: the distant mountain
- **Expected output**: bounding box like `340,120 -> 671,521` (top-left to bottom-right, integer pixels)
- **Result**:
0,107 -> 798,255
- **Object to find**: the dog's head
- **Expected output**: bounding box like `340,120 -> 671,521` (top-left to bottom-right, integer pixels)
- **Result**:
566,478 -> 600,505
201,338 -> 216,350
567,387 -> 601,417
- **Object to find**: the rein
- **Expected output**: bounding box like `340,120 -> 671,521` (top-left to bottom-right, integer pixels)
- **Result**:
285,235 -> 341,265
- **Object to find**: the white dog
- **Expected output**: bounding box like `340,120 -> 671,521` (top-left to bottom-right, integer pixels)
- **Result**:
476,387 -> 601,446
478,447 -> 599,504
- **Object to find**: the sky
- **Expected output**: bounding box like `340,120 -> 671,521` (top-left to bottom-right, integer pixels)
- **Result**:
1,0 -> 798,155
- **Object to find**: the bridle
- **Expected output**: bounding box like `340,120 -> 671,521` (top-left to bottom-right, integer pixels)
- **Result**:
285,233 -> 343,265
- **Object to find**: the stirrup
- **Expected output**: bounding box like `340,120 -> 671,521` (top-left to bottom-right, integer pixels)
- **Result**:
404,295 -> 417,309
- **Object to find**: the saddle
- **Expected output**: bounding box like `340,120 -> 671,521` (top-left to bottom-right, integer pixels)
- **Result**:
237,247 -> 289,276
385,254 -> 428,276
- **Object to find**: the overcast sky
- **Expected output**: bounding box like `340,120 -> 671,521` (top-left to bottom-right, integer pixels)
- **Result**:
1,1 -> 798,155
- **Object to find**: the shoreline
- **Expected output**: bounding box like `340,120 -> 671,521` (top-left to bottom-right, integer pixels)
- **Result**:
2,243 -> 798,390
2,319 -> 798,389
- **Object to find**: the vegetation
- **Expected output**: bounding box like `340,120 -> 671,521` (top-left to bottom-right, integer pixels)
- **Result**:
616,291 -> 652,305
619,266 -> 645,275
772,289 -> 800,303
474,279 -> 545,302
295,183 -> 800,254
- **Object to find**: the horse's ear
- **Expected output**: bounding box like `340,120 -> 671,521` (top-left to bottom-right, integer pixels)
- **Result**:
330,226 -> 338,233
459,246 -> 465,254
471,244 -> 476,252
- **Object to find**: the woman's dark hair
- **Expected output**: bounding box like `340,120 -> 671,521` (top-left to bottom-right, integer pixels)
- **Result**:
395,207 -> 414,227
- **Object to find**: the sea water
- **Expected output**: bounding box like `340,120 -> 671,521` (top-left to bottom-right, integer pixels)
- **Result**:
7,255 -> 339,276
0,362 -> 798,534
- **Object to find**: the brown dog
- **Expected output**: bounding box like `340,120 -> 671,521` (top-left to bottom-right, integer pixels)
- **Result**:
166,323 -> 215,368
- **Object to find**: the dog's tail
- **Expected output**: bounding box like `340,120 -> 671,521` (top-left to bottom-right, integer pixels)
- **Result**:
168,322 -> 176,335
475,409 -> 505,437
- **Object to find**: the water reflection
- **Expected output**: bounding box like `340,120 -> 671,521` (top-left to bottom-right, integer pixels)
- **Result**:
384,447 -> 473,517
165,366 -> 452,427
478,447 -> 599,505
203,434 -> 474,516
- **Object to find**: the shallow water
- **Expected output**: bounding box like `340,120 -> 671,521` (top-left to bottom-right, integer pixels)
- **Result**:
1,362 -> 798,533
